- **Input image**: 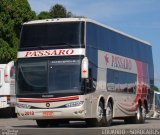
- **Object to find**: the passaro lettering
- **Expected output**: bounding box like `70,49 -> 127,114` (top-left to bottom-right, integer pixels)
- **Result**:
25,49 -> 74,57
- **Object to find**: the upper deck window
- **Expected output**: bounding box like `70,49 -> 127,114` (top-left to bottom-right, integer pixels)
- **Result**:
19,22 -> 84,50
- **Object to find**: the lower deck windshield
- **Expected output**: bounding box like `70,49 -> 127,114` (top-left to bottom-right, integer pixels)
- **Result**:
17,58 -> 82,95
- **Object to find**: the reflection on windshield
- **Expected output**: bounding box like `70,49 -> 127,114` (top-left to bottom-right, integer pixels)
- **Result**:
17,59 -> 82,95
49,60 -> 81,93
18,61 -> 47,94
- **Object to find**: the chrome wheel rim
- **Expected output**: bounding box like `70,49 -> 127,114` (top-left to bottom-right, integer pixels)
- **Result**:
142,106 -> 146,120
106,106 -> 112,121
137,107 -> 141,120
98,105 -> 103,121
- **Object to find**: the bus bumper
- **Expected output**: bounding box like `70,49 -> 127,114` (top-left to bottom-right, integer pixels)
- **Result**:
16,105 -> 86,120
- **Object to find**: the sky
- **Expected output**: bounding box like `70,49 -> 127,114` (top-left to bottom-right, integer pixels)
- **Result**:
27,0 -> 160,87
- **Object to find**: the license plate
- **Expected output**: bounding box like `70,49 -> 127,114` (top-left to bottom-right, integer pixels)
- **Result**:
43,111 -> 54,117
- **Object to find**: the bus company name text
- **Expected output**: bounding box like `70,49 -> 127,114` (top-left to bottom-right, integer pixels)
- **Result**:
25,49 -> 74,57
111,55 -> 132,70
105,53 -> 132,71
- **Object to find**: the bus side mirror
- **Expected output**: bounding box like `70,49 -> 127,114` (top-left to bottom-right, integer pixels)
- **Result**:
4,61 -> 15,83
85,68 -> 95,93
81,57 -> 88,78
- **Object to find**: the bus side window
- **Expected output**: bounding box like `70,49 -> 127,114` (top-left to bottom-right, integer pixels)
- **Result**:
10,66 -> 15,80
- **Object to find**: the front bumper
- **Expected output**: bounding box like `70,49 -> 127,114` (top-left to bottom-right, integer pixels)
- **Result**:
16,105 -> 86,120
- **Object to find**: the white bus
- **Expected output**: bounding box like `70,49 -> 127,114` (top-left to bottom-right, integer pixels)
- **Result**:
153,91 -> 160,118
15,18 -> 154,127
0,61 -> 16,117
148,91 -> 160,118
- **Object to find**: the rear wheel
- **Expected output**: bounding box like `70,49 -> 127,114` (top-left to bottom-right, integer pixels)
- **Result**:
36,120 -> 49,127
125,105 -> 146,124
133,105 -> 146,124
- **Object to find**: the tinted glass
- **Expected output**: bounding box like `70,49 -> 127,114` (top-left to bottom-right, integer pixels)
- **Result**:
17,61 -> 47,94
20,22 -> 84,49
155,93 -> 160,109
107,69 -> 137,93
48,59 -> 81,93
10,66 -> 16,79
17,58 -> 82,95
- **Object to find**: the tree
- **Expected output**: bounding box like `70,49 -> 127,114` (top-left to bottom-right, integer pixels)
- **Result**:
151,85 -> 160,92
50,4 -> 73,18
0,0 -> 36,63
37,11 -> 51,20
0,1 -> 76,62
37,4 -> 74,20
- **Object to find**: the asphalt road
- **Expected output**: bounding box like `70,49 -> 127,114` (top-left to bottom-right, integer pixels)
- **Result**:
0,118 -> 159,135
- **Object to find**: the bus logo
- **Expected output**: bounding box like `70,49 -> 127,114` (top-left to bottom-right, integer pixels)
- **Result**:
46,103 -> 50,107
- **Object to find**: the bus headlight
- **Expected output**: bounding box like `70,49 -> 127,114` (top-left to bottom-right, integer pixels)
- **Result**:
65,101 -> 84,108
16,103 -> 31,109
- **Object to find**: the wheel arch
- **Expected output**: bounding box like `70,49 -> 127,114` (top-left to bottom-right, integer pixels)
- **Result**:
98,95 -> 114,110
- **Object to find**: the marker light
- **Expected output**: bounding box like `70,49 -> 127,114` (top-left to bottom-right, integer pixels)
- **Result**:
4,61 -> 14,83
81,57 -> 88,78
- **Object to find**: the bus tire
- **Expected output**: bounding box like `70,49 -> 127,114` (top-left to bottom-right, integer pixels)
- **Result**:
86,101 -> 106,127
133,105 -> 146,124
105,102 -> 113,126
36,120 -> 49,127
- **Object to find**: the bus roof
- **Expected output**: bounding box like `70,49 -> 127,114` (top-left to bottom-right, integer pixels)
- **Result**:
23,18 -> 151,46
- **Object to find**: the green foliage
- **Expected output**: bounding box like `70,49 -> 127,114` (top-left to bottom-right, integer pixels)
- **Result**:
50,4 -> 70,18
150,84 -> 160,93
0,1 -> 75,63
37,4 -> 73,20
37,11 -> 51,20
0,0 -> 36,63
0,38 -> 16,63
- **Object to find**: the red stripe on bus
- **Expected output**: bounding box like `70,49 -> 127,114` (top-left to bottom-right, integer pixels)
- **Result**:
18,96 -> 79,102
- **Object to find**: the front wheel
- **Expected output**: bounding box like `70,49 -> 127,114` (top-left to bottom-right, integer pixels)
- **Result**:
86,101 -> 112,127
86,102 -> 106,127
105,102 -> 113,126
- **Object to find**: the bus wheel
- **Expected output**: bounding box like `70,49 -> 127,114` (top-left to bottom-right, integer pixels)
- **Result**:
106,102 -> 113,126
97,101 -> 108,126
36,120 -> 49,127
86,101 -> 106,127
134,105 -> 146,124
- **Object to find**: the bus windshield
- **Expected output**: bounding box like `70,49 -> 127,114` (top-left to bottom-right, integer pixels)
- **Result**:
20,22 -> 84,50
17,58 -> 82,95
48,59 -> 81,93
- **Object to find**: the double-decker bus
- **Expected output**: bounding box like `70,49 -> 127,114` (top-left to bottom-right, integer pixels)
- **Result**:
15,18 -> 154,127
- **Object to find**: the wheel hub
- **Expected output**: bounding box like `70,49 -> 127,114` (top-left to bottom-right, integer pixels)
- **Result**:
98,106 -> 103,121
106,106 -> 112,121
